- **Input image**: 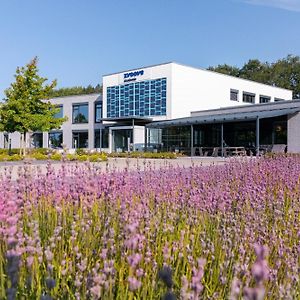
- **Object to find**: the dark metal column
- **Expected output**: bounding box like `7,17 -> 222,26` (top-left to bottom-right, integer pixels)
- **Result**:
191,124 -> 194,156
99,128 -> 102,152
221,123 -> 224,157
144,127 -> 148,152
256,117 -> 260,156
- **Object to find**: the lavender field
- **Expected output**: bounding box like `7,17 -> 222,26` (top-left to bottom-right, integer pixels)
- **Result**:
1,157 -> 300,299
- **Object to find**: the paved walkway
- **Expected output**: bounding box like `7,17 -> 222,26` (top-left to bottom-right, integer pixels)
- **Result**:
0,157 -> 247,180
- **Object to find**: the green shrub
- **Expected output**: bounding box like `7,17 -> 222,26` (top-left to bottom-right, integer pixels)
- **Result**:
50,153 -> 62,161
0,154 -> 9,161
76,154 -> 88,161
107,151 -> 177,159
88,154 -> 101,162
30,153 -> 48,160
75,148 -> 87,155
0,154 -> 23,161
66,154 -> 77,161
87,153 -> 108,162
7,154 -> 23,161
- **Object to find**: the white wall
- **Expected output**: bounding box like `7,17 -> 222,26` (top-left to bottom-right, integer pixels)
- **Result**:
288,112 -> 300,153
0,94 -> 102,150
48,94 -> 101,149
171,63 -> 293,119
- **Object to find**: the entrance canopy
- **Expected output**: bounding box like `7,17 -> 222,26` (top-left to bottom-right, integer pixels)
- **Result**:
101,116 -> 152,126
147,107 -> 300,128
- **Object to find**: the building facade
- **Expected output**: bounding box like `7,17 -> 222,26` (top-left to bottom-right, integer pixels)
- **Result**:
102,62 -> 292,152
1,61 -> 299,153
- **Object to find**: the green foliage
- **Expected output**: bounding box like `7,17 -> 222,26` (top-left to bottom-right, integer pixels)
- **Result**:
50,153 -> 62,161
76,154 -> 88,161
29,152 -> 48,160
107,151 -> 177,159
75,148 -> 86,155
208,55 -> 300,99
0,57 -> 66,135
49,84 -> 102,98
0,154 -> 23,161
66,154 -> 77,161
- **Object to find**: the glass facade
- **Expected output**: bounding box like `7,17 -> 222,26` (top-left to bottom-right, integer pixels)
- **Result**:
94,128 -> 109,148
73,103 -> 89,123
49,131 -> 63,148
72,131 -> 88,148
95,102 -> 102,123
32,133 -> 43,148
107,78 -> 167,118
54,105 -> 63,119
160,126 -> 191,153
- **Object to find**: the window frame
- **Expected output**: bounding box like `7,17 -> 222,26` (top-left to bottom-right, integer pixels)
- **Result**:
230,89 -> 239,101
72,103 -> 89,124
95,102 -> 102,123
259,95 -> 271,103
242,92 -> 256,104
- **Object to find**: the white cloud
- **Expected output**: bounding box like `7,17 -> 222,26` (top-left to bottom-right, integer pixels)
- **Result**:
243,0 -> 300,12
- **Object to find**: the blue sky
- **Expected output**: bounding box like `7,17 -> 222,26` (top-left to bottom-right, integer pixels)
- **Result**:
0,0 -> 299,97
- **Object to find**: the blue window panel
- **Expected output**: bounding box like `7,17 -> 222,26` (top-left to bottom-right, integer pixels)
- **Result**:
107,77 -> 167,117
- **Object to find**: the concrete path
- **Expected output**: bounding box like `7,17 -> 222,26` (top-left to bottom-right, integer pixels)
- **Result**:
0,157 -> 247,180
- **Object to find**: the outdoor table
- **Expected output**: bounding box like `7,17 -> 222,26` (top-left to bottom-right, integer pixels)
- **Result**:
224,147 -> 246,156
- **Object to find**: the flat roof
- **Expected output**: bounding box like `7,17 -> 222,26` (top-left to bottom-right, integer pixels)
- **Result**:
102,62 -> 292,92
103,62 -> 173,77
147,101 -> 300,128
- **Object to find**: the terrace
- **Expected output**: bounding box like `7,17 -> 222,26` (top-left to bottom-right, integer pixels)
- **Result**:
146,100 -> 300,156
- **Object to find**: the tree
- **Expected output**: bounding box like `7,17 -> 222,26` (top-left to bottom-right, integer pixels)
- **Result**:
0,57 -> 66,155
208,64 -> 240,77
49,84 -> 103,98
208,55 -> 300,99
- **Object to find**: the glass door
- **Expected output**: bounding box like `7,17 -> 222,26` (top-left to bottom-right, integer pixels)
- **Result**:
112,129 -> 133,152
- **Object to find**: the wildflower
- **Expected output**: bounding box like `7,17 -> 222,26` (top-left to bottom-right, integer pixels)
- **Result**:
45,277 -> 56,290
90,285 -> 102,298
128,276 -> 142,291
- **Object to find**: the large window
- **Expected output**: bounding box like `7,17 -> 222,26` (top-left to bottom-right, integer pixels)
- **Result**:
259,95 -> 271,103
243,92 -> 255,103
49,131 -> 63,148
107,78 -> 167,118
32,133 -> 43,148
72,131 -> 88,148
94,129 -> 109,148
95,102 -> 102,123
54,105 -> 63,119
73,103 -> 88,123
230,89 -> 239,101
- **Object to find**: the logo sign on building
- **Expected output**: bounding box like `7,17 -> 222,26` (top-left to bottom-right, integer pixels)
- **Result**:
123,70 -> 144,82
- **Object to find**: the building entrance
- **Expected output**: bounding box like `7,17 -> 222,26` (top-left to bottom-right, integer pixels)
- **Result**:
112,129 -> 133,152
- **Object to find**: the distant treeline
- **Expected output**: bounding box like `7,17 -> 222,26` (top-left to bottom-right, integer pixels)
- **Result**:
49,84 -> 102,98
48,55 -> 300,99
208,55 -> 300,99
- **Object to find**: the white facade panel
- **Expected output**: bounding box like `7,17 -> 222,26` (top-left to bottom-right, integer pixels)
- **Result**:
170,63 -> 292,119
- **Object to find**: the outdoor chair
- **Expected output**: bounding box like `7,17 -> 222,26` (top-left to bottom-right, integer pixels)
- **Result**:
211,147 -> 219,157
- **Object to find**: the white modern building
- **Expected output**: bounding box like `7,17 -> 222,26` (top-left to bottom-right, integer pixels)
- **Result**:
1,61 -> 300,154
102,62 -> 293,153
